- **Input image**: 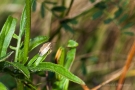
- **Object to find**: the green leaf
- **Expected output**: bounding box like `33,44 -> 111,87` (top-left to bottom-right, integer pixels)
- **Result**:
33,50 -> 51,66
92,10 -> 103,20
122,31 -> 134,36
20,6 -> 26,37
29,62 -> 85,85
118,14 -> 128,24
104,18 -> 113,24
32,0 -> 37,12
62,24 -> 74,33
114,8 -> 123,18
6,62 -> 30,78
0,51 -> 14,62
122,22 -> 134,30
89,0 -> 95,3
29,36 -> 49,52
27,54 -> 39,66
52,6 -> 66,12
0,82 -> 7,90
45,1 -> 57,5
67,40 -> 78,48
60,19 -> 78,25
0,74 -> 16,89
15,6 -> 26,62
40,2 -> 45,18
0,16 -> 17,57
95,1 -> 106,10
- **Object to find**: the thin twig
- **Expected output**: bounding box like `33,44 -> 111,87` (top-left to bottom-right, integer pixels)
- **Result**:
50,0 -> 74,41
65,0 -> 74,16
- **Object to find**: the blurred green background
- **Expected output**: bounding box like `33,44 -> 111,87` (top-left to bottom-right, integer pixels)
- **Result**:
0,0 -> 135,90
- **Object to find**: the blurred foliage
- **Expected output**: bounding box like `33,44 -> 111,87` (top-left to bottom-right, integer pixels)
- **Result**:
0,0 -> 135,90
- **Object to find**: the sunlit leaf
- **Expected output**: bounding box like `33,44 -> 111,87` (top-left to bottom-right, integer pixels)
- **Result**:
20,6 -> 26,37
67,40 -> 78,48
0,16 -> 17,57
0,82 -> 7,90
29,62 -> 85,85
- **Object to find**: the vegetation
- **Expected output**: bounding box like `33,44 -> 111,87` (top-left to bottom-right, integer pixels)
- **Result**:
0,0 -> 135,90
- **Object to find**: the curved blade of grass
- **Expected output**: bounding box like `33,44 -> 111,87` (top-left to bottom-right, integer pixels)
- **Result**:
29,36 -> 49,52
0,51 -> 14,62
6,62 -> 30,79
29,62 -> 85,85
0,16 -> 17,57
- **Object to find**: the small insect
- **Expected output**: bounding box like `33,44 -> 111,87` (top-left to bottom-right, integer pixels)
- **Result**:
39,42 -> 52,56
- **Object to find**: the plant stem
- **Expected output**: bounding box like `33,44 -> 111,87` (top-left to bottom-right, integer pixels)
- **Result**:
16,79 -> 23,90
50,0 -> 74,40
15,37 -> 21,62
23,0 -> 31,64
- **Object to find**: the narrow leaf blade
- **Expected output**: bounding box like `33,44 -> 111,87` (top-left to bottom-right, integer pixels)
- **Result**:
29,62 -> 85,85
0,16 -> 17,57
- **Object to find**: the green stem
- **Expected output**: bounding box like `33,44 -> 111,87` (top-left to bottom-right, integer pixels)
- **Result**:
15,36 -> 21,62
23,0 -> 31,64
16,79 -> 23,90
